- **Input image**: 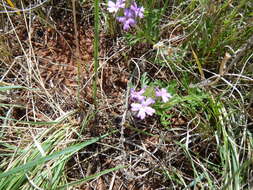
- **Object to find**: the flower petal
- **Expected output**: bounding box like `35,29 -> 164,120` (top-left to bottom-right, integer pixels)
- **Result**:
138,7 -> 144,18
143,98 -> 155,106
156,88 -> 171,102
126,18 -> 136,26
162,96 -> 169,103
123,23 -> 130,30
144,107 -> 155,116
137,108 -> 146,119
117,16 -> 126,23
131,103 -> 142,111
116,0 -> 125,8
107,1 -> 117,13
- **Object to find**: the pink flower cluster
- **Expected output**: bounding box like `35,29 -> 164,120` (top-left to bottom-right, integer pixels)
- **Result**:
130,87 -> 172,120
107,0 -> 144,30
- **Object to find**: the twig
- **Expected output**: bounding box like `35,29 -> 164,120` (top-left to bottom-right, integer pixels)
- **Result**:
226,34 -> 253,72
191,52 -> 231,87
72,0 -> 82,105
108,172 -> 116,190
206,52 -> 231,86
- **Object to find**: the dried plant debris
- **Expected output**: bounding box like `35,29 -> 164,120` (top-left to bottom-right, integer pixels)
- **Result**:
1,1 -> 252,189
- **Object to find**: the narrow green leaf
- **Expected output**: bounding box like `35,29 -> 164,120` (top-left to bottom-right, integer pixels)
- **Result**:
0,86 -> 38,92
0,133 -> 109,179
1,110 -> 77,126
0,116 -> 58,125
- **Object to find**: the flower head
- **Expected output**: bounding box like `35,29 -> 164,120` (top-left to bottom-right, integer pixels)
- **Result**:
107,0 -> 125,13
156,88 -> 172,103
117,8 -> 136,30
130,88 -> 146,102
131,98 -> 155,119
130,2 -> 144,18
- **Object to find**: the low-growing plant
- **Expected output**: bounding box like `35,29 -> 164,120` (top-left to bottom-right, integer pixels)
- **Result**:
106,0 -> 169,44
130,86 -> 172,120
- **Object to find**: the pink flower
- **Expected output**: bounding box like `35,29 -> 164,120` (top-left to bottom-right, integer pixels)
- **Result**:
130,88 -> 145,102
107,0 -> 125,13
130,2 -> 144,18
131,98 -> 155,119
117,8 -> 136,30
156,88 -> 172,103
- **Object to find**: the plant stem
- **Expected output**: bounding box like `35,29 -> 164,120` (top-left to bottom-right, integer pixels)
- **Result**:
93,0 -> 99,106
72,0 -> 81,105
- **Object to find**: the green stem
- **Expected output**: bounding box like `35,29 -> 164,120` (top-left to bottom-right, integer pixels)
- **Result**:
93,0 -> 99,106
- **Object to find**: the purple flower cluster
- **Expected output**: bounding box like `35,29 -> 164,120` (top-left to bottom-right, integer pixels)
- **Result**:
130,87 -> 172,120
107,0 -> 144,30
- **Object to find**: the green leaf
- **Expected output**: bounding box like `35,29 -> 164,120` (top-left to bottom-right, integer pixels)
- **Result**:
0,133 -> 112,179
0,116 -> 58,125
0,85 -> 38,92
143,86 -> 156,98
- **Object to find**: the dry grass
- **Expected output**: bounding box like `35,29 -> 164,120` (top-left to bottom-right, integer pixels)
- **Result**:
0,0 -> 253,189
